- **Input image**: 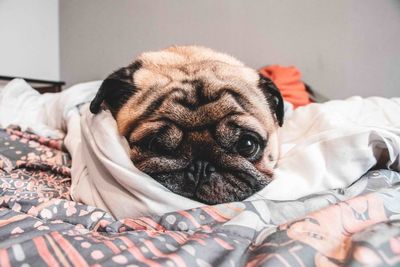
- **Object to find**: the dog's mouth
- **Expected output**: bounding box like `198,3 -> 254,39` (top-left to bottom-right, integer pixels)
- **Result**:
151,168 -> 270,204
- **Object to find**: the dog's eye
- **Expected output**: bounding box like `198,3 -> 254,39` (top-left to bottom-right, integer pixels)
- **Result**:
145,135 -> 162,153
235,134 -> 261,159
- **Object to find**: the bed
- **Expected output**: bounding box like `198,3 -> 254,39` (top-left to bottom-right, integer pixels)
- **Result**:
1,75 -> 400,266
1,127 -> 400,266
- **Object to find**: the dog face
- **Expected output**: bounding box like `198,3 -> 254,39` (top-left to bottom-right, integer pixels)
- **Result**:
90,46 -> 284,204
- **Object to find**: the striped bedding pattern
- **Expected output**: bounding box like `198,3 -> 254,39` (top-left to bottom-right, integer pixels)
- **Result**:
1,127 -> 400,266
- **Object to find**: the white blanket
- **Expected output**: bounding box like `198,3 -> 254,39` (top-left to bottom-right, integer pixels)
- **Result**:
1,79 -> 399,218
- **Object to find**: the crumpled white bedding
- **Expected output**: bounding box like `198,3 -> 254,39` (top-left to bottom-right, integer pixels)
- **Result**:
1,79 -> 399,218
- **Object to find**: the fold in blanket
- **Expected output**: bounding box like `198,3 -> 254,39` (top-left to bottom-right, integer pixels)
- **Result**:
0,79 -> 399,218
1,128 -> 400,266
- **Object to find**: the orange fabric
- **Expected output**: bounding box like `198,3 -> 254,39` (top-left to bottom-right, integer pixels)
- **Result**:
259,65 -> 311,108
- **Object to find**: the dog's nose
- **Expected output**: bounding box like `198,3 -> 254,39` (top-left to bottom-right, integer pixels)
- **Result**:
186,160 -> 216,185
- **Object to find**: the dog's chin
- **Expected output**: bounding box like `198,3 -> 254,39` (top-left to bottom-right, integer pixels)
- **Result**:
151,171 -> 269,205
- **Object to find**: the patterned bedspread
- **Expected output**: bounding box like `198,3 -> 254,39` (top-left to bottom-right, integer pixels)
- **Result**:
0,127 -> 400,267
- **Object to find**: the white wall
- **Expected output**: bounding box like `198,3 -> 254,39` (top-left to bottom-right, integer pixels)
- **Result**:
59,0 -> 400,99
0,1 -> 398,98
0,0 -> 60,81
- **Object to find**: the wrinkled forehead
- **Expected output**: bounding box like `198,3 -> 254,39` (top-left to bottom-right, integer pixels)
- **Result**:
116,47 -> 276,137
117,63 -> 275,138
133,60 -> 260,91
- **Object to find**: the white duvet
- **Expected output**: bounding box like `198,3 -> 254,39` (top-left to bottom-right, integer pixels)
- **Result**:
1,79 -> 399,218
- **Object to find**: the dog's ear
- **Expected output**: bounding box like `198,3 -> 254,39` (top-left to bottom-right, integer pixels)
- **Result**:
90,61 -> 142,115
258,74 -> 284,127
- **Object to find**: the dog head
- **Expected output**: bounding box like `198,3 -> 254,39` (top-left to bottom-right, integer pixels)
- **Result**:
90,46 -> 284,204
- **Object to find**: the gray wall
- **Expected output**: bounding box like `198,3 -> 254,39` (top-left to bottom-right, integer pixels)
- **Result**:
0,0 -> 59,80
52,1 -> 400,98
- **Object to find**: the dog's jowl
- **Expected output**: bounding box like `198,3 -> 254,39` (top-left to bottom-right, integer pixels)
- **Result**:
90,46 -> 284,204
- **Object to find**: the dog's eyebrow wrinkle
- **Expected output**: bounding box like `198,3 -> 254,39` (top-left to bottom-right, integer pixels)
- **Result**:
216,88 -> 253,113
194,80 -> 207,105
176,79 -> 207,109
173,110 -> 243,131
177,66 -> 190,75
174,83 -> 253,114
128,121 -> 167,143
123,85 -> 255,138
124,88 -> 187,137
135,80 -> 173,104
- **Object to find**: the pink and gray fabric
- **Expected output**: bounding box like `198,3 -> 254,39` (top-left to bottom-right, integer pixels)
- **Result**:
0,127 -> 400,266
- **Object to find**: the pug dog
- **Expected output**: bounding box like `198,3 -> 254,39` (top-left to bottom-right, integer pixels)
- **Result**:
90,46 -> 284,205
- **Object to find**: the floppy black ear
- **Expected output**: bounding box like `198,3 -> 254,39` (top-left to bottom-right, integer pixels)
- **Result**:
258,74 -> 284,127
90,61 -> 142,115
